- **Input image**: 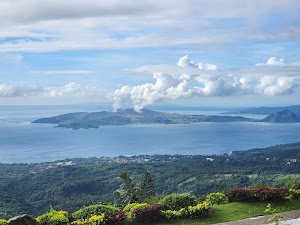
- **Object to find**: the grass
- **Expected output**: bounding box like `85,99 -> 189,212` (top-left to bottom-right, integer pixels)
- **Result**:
155,200 -> 300,225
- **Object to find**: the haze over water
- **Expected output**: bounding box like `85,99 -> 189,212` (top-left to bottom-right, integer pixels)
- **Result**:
1,105 -> 300,163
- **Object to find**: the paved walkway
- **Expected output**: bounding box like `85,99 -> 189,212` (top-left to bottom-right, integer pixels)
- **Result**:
214,209 -> 300,225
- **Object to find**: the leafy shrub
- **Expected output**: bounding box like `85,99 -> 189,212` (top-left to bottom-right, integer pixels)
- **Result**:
123,203 -> 149,213
227,187 -> 289,203
205,192 -> 228,205
0,219 -> 8,225
293,182 -> 300,190
131,204 -> 169,224
49,214 -> 69,225
188,202 -> 210,219
161,193 -> 196,210
162,208 -> 188,221
277,176 -> 299,189
227,188 -> 252,202
36,208 -> 69,225
290,189 -> 300,200
107,209 -> 126,225
71,214 -> 106,225
123,203 -> 149,221
162,202 -> 210,221
73,204 -> 118,220
143,195 -> 165,205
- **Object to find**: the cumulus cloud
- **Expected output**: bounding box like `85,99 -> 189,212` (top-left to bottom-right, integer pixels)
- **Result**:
113,55 -> 300,111
256,57 -> 285,66
177,55 -> 219,70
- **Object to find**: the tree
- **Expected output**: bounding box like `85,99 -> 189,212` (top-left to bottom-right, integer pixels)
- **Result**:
140,171 -> 155,200
114,171 -> 140,206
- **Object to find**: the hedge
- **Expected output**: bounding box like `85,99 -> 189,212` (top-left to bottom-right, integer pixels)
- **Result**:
227,187 -> 289,203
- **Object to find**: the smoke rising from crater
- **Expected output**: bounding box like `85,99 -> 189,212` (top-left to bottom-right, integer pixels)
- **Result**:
113,55 -> 300,112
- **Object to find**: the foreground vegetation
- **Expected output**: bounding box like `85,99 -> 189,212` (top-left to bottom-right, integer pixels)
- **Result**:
1,187 -> 300,225
156,200 -> 300,225
0,142 -> 300,218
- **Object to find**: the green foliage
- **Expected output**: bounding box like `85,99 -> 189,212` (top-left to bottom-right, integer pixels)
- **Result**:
0,219 -> 8,225
187,202 -> 210,219
131,204 -> 168,224
227,187 -> 289,203
162,208 -> 189,221
36,208 -> 69,225
277,176 -> 299,189
162,202 -> 210,221
1,141 -> 300,218
155,200 -> 300,225
123,203 -> 149,221
140,171 -> 155,200
265,203 -> 283,225
123,203 -> 149,212
205,192 -> 228,205
143,195 -> 165,205
71,214 -> 106,225
161,193 -> 196,210
289,189 -> 300,200
114,171 -> 140,206
264,203 -> 276,214
72,204 -> 118,220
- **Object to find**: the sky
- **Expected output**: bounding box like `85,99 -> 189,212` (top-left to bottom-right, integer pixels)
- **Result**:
0,0 -> 300,109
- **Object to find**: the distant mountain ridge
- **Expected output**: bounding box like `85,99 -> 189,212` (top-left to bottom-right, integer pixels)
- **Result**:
224,104 -> 300,116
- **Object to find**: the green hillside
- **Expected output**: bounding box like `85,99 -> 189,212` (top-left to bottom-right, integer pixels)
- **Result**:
0,142 -> 300,218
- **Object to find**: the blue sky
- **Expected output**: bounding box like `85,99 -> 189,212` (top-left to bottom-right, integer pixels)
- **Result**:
0,0 -> 300,109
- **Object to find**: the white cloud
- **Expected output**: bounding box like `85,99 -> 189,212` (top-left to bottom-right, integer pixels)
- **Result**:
0,84 -> 43,97
177,55 -> 219,70
113,73 -> 193,112
0,1 -> 299,52
256,57 -> 285,66
45,82 -> 105,97
0,82 -> 110,102
113,55 -> 300,111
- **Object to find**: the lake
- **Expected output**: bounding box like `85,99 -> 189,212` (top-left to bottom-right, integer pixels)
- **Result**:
1,105 -> 300,163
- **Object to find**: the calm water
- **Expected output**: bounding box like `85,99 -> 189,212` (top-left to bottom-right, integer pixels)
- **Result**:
0,106 -> 300,163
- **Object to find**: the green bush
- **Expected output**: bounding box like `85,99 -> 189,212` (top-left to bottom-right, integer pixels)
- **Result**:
162,208 -> 188,221
227,187 -> 289,203
131,204 -> 169,224
143,195 -> 165,205
290,189 -> 300,200
161,193 -> 196,210
188,202 -> 210,219
205,192 -> 228,205
36,208 -> 69,225
123,203 -> 149,221
162,202 -> 210,221
49,214 -> 69,225
71,214 -> 106,225
73,204 -> 118,220
123,203 -> 149,213
0,219 -> 8,225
